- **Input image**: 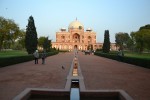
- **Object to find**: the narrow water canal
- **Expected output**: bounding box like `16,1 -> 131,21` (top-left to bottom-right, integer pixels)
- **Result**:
70,80 -> 80,100
70,88 -> 80,100
71,55 -> 80,100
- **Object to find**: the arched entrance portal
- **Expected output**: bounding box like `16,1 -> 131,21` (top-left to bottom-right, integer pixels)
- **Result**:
73,33 -> 80,43
74,45 -> 78,50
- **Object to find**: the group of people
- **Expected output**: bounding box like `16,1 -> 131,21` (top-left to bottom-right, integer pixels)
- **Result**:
33,50 -> 46,64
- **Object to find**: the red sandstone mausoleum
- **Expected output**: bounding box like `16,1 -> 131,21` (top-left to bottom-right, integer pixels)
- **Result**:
52,19 -> 117,51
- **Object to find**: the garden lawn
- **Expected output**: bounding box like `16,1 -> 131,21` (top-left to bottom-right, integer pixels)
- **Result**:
124,52 -> 150,59
108,51 -> 150,59
0,50 -> 28,58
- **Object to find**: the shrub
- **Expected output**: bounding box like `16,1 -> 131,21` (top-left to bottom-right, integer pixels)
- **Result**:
123,56 -> 150,68
46,51 -> 59,56
94,52 -> 150,69
0,51 -> 59,67
59,50 -> 69,52
0,55 -> 34,67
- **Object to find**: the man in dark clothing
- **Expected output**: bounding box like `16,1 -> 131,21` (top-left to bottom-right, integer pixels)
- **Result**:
117,49 -> 124,61
41,51 -> 46,64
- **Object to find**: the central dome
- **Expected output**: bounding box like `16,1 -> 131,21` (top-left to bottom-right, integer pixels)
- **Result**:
68,20 -> 84,29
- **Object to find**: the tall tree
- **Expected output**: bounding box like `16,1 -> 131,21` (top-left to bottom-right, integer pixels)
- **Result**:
43,37 -> 51,52
115,32 -> 130,50
25,16 -> 38,54
139,25 -> 150,51
38,36 -> 46,48
0,16 -> 19,50
102,30 -> 110,53
134,29 -> 150,52
38,36 -> 52,52
131,24 -> 150,52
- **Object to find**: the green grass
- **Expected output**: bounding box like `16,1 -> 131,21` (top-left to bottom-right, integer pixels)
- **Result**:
109,51 -> 150,59
0,51 -> 59,67
95,51 -> 150,68
124,52 -> 150,59
0,50 -> 28,58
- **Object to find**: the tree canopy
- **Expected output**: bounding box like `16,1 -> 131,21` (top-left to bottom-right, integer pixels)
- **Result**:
139,24 -> 150,30
43,37 -> 51,52
38,36 -> 52,52
38,36 -> 46,47
0,16 -> 20,50
115,32 -> 130,50
134,25 -> 150,52
115,24 -> 150,52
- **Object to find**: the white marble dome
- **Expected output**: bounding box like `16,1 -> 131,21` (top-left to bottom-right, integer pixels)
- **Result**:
68,20 -> 84,29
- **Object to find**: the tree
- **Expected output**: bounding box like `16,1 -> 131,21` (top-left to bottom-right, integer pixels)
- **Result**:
12,29 -> 26,50
131,24 -> 150,52
38,36 -> 52,52
102,30 -> 110,53
115,32 -> 130,50
144,30 -> 150,50
139,24 -> 150,30
43,37 -> 51,52
18,29 -> 26,49
0,16 -> 20,50
126,37 -> 134,51
38,36 -> 46,47
25,16 -> 38,54
0,17 -> 8,50
134,29 -> 150,52
139,24 -> 150,51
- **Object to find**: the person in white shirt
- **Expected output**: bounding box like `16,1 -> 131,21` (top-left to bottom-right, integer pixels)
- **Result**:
33,50 -> 39,64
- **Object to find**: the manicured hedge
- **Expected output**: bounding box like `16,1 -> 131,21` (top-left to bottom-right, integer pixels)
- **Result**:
94,52 -> 150,69
59,50 -> 69,52
0,55 -> 34,67
123,56 -> 150,68
0,51 -> 59,67
46,51 -> 59,56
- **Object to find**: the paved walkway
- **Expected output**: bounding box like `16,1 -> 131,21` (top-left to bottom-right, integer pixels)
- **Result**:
0,52 -> 74,100
0,51 -> 150,100
78,52 -> 150,100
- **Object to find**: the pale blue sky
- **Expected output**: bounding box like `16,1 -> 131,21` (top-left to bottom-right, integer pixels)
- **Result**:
0,0 -> 150,42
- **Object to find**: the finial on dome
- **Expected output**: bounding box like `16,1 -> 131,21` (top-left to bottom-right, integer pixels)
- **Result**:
76,17 -> 77,21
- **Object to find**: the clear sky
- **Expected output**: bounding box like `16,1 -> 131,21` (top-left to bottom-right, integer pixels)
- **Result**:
0,0 -> 150,42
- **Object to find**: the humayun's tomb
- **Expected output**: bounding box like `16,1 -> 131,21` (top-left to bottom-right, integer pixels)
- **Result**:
52,19 -> 117,51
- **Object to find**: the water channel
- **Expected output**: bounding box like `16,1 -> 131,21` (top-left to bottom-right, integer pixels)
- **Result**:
70,80 -> 80,100
70,55 -> 80,100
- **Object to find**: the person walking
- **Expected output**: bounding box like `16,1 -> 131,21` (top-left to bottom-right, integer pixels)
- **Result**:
33,50 -> 39,64
117,49 -> 124,61
41,50 -> 46,64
